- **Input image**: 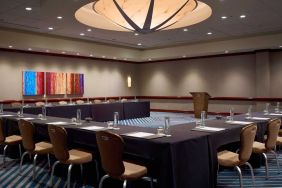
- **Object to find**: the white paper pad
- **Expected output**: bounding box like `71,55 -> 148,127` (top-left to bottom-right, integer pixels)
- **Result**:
47,121 -> 69,125
17,117 -> 35,120
80,126 -> 105,131
195,126 -> 225,132
269,113 -> 282,116
125,132 -> 155,138
225,121 -> 253,125
245,117 -> 270,120
0,114 -> 14,117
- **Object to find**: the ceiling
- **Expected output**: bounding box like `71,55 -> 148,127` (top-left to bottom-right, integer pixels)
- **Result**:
0,0 -> 282,50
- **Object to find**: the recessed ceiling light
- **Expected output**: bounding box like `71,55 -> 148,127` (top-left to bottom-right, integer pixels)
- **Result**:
61,51 -> 66,54
80,33 -> 85,36
28,48 -> 32,51
25,7 -> 32,11
87,28 -> 92,32
207,32 -> 213,35
137,43 -> 142,46
48,27 -> 54,30
89,54 -> 93,57
221,16 -> 227,19
8,45 -> 13,48
240,15 -> 246,19
57,16 -> 63,19
183,28 -> 188,32
134,33 -> 139,36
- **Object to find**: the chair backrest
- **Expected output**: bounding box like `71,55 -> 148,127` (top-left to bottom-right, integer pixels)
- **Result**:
18,119 -> 35,151
108,99 -> 116,103
76,100 -> 84,104
96,131 -> 125,177
94,99 -> 102,104
11,102 -> 21,107
239,123 -> 257,163
48,125 -> 69,162
265,118 -> 281,149
35,101 -> 45,107
59,101 -> 67,105
0,118 -> 5,143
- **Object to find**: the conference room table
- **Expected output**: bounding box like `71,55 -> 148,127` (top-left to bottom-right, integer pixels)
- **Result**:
4,101 -> 150,121
0,111 -> 281,188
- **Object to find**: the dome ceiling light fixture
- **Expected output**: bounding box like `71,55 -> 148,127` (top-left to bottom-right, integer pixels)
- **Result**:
75,0 -> 212,34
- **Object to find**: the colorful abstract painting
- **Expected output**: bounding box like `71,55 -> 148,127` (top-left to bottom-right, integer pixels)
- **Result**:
22,71 -> 44,96
46,72 -> 66,95
66,73 -> 84,95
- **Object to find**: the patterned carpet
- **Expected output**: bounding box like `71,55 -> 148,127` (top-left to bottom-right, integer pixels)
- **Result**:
1,112 -> 282,187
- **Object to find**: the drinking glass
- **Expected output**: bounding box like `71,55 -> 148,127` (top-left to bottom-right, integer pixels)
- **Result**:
164,116 -> 170,135
200,111 -> 206,127
113,112 -> 119,129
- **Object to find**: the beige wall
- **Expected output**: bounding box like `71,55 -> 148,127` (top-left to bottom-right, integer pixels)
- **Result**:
0,51 -> 138,100
1,50 -> 282,113
139,54 -> 256,97
139,51 -> 282,113
270,51 -> 282,97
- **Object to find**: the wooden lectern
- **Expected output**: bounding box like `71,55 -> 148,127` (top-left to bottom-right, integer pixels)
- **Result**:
190,92 -> 211,118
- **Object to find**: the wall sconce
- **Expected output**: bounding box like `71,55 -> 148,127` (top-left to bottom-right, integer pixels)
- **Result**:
127,76 -> 132,88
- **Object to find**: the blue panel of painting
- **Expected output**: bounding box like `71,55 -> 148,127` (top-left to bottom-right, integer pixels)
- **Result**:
23,71 -> 36,95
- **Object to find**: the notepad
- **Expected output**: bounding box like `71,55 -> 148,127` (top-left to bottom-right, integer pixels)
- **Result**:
47,121 -> 69,125
269,113 -> 282,116
0,114 -> 14,117
193,126 -> 225,132
80,126 -> 106,131
245,117 -> 270,120
125,132 -> 155,138
225,121 -> 253,125
17,117 -> 35,120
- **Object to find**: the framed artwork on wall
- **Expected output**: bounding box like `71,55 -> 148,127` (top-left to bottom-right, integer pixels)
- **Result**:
22,71 -> 44,96
46,72 -> 66,95
66,73 -> 84,95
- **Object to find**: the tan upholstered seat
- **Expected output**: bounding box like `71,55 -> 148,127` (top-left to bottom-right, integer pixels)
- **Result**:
121,98 -> 128,102
48,125 -> 96,188
96,131 -> 153,188
18,119 -> 53,180
277,136 -> 282,145
217,124 -> 257,188
76,100 -> 84,104
58,101 -> 68,105
252,118 -> 281,179
35,101 -> 45,107
0,118 -> 22,168
94,99 -> 102,104
11,102 -> 21,107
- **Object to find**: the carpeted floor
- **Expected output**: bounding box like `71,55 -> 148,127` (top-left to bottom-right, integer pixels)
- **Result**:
1,112 -> 282,188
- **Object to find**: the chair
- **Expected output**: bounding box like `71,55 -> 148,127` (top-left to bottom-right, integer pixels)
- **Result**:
94,99 -> 102,104
35,101 -> 45,107
11,102 -> 21,107
58,101 -> 68,105
121,98 -> 128,102
18,119 -> 53,180
48,125 -> 96,188
252,118 -> 281,179
217,124 -> 257,188
96,131 -> 154,188
76,100 -> 84,104
0,118 -> 22,168
107,99 -> 116,103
